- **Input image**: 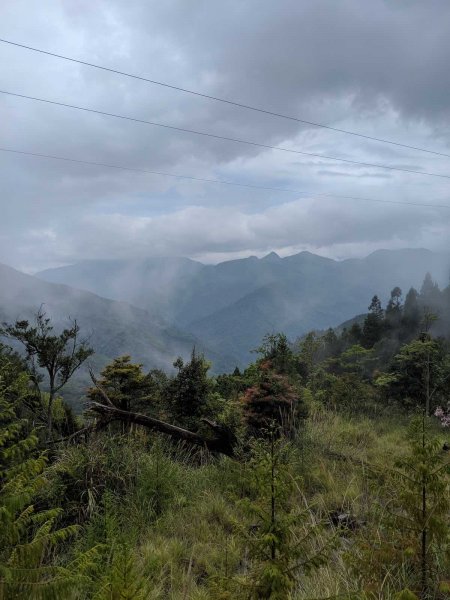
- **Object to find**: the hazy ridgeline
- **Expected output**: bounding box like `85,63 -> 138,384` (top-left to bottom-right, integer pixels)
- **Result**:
20,248 -> 450,365
2,248 -> 450,407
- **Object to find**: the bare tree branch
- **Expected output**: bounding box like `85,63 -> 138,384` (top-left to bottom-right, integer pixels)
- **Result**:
88,367 -> 115,407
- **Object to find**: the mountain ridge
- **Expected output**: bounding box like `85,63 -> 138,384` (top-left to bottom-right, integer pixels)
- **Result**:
34,248 -> 450,366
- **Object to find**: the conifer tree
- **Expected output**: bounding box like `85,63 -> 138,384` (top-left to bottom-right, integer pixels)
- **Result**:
347,418 -> 449,598
241,432 -> 328,598
386,287 -> 403,329
403,288 -> 420,329
256,333 -> 295,375
321,327 -> 340,359
362,295 -> 384,348
420,273 -> 438,298
297,331 -> 322,380
87,355 -> 156,415
92,541 -> 149,600
167,348 -> 212,430
388,417 -> 449,598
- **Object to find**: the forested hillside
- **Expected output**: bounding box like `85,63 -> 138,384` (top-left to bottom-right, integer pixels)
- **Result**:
1,271 -> 449,599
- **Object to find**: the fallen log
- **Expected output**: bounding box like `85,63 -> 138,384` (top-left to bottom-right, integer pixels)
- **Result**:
87,401 -> 236,456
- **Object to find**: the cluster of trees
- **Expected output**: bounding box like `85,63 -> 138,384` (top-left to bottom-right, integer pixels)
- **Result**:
289,273 -> 450,417
328,272 -> 450,353
0,274 -> 449,598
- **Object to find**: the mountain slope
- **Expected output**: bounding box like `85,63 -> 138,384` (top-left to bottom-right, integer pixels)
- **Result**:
0,263 -> 234,404
38,257 -> 204,321
185,249 -> 450,362
36,248 -> 450,367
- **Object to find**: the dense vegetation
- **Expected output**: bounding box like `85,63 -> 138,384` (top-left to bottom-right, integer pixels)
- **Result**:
1,273 -> 449,599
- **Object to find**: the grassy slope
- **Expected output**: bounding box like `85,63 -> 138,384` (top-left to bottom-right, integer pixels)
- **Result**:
53,404 -> 447,599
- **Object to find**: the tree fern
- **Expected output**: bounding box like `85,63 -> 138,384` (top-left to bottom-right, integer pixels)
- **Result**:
0,365 -> 82,599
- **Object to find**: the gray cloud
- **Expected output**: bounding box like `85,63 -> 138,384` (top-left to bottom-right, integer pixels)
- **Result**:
1,0 -> 450,272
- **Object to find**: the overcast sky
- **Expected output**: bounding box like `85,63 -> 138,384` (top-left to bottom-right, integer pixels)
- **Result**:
1,0 -> 450,272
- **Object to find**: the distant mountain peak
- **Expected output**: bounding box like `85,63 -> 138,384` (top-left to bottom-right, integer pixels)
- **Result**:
367,248 -> 434,259
262,251 -> 281,261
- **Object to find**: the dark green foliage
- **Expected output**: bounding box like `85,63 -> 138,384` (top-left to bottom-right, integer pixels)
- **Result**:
403,288 -> 421,333
87,355 -> 158,415
296,331 -> 323,380
347,416 -> 449,598
345,322 -> 364,346
215,370 -> 249,401
166,348 -> 212,429
385,287 -> 403,330
362,295 -> 384,348
420,272 -> 440,302
316,371 -> 380,415
302,273 -> 450,417
0,359 -> 80,598
93,540 -> 150,600
379,336 -> 450,414
1,284 -> 450,599
255,333 -> 296,375
45,433 -> 145,524
82,494 -> 151,600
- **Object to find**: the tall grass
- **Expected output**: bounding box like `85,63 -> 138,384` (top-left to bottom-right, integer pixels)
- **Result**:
42,409 -> 447,599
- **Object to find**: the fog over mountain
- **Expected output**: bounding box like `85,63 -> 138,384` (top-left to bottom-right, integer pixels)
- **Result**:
37,248 -> 450,365
0,262 -> 233,403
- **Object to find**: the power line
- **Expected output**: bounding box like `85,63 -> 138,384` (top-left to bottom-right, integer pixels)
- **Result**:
1,37 -> 449,160
1,146 -> 450,210
2,89 -> 450,181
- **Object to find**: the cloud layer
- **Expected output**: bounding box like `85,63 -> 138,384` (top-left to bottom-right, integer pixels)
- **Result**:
1,0 -> 450,271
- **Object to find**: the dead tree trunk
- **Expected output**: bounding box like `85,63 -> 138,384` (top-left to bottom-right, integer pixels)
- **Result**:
87,401 -> 236,456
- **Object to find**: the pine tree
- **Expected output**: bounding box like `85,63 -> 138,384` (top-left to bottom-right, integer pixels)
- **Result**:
349,322 -> 363,344
256,333 -> 295,375
167,348 -> 212,430
403,288 -> 420,325
321,327 -> 340,359
362,295 -> 384,348
388,417 -> 449,598
297,331 -> 323,380
386,287 -> 403,329
420,273 -> 436,298
346,417 -> 449,598
92,542 -> 149,600
241,432 -> 328,598
87,355 -> 157,415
